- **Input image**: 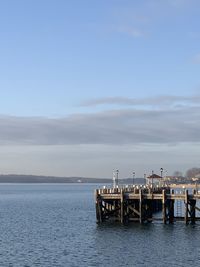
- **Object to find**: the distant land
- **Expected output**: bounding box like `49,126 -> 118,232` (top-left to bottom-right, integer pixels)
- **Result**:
0,174 -> 145,184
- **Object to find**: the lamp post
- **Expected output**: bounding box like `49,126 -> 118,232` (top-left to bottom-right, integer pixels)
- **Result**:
116,169 -> 119,187
113,169 -> 116,188
132,171 -> 135,185
160,168 -> 163,187
151,170 -> 154,187
160,167 -> 163,178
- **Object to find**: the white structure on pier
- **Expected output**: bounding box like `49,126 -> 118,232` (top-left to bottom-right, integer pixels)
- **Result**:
113,169 -> 119,188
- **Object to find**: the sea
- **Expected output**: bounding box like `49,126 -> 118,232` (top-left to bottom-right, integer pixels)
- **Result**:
0,183 -> 200,267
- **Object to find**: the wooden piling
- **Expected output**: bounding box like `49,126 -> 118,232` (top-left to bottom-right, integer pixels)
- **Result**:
95,189 -> 102,223
120,189 -> 124,224
162,189 -> 166,224
189,199 -> 196,224
185,190 -> 189,225
169,200 -> 174,224
139,189 -> 143,224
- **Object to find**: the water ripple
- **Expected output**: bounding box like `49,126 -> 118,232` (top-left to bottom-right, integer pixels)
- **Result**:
0,184 -> 199,266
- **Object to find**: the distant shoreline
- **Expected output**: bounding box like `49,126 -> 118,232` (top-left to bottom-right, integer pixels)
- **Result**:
0,174 -> 145,184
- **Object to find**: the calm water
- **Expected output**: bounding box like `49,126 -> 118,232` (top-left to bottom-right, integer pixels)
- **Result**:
0,184 -> 200,267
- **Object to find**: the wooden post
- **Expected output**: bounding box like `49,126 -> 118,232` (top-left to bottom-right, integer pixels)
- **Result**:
185,189 -> 189,225
120,189 -> 124,224
190,200 -> 196,224
143,200 -> 153,222
139,189 -> 143,224
95,189 -> 99,222
169,190 -> 174,224
126,200 -> 129,222
162,189 -> 166,224
168,200 -> 174,224
96,190 -> 103,223
95,189 -> 102,223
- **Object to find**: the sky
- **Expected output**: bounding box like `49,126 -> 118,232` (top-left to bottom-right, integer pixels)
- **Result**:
0,0 -> 200,178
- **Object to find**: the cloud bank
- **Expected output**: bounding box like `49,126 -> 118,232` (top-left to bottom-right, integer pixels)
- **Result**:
0,95 -> 200,146
81,95 -> 200,107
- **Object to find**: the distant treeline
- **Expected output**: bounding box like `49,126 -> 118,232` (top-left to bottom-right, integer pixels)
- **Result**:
0,174 -> 145,184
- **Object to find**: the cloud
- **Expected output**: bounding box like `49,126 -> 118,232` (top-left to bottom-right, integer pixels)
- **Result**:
1,96 -> 200,146
81,97 -> 138,106
81,95 -> 200,107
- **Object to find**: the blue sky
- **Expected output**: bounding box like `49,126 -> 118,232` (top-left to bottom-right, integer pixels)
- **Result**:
0,0 -> 200,178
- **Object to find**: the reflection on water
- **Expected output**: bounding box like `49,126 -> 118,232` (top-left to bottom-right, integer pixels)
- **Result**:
0,184 -> 199,267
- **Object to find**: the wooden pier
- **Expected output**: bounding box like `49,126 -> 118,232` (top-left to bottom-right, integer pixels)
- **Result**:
95,186 -> 200,224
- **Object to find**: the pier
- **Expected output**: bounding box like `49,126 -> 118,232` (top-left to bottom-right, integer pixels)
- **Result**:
95,186 -> 200,224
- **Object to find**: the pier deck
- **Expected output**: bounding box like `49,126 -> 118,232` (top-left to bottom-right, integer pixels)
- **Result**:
95,186 -> 200,224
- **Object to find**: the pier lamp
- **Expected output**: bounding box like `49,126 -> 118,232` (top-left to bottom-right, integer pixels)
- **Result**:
132,171 -> 135,185
151,170 -> 154,187
116,169 -> 119,186
160,168 -> 163,178
112,169 -> 116,188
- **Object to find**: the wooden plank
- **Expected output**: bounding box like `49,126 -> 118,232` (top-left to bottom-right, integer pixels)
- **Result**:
129,205 -> 140,216
99,192 -> 200,201
195,206 -> 200,212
